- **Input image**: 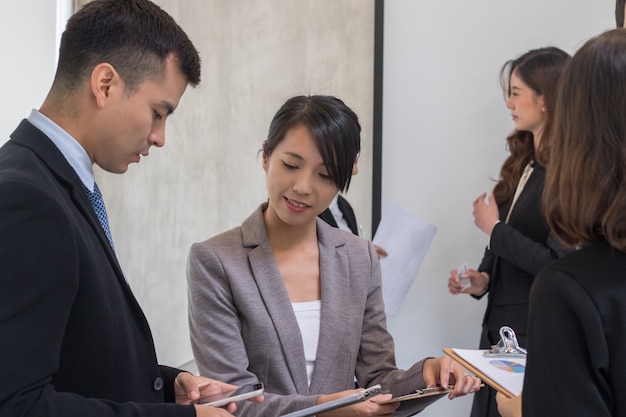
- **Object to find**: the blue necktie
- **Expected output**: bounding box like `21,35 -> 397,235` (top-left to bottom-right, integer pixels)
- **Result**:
82,183 -> 115,250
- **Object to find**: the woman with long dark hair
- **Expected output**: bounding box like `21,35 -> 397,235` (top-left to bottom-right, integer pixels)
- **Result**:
447,47 -> 570,417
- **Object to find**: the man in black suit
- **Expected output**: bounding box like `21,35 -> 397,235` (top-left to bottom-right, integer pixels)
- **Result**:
0,1 -> 259,416
318,194 -> 360,235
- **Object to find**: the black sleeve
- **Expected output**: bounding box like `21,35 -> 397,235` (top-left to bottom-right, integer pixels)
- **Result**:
523,267 -> 612,417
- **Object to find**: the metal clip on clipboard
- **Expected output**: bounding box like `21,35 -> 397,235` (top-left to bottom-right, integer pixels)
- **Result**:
483,326 -> 527,358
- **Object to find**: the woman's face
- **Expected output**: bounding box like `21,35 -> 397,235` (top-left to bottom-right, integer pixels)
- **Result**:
263,124 -> 340,228
506,70 -> 546,138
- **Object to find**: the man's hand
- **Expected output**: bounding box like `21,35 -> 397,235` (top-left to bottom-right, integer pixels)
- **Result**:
176,373 -> 264,415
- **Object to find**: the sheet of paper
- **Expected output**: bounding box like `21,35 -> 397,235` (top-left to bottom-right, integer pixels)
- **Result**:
372,202 -> 436,316
452,348 -> 525,397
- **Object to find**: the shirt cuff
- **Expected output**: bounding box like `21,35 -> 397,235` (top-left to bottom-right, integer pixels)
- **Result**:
487,220 -> 501,250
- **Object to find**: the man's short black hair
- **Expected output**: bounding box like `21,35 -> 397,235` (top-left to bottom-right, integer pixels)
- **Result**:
54,0 -> 201,93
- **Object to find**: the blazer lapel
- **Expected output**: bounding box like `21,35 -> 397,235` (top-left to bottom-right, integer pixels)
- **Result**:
70,182 -> 126,279
318,208 -> 338,228
309,219 -> 350,393
11,120 -> 129,295
243,206 -> 310,393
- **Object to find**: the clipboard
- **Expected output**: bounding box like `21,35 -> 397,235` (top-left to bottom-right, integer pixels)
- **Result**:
443,348 -> 517,398
280,384 -> 382,417
444,326 -> 526,399
444,346 -> 526,399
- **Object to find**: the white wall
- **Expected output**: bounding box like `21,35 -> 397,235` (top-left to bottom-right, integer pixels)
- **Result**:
382,1 -> 612,416
1,1 -> 59,143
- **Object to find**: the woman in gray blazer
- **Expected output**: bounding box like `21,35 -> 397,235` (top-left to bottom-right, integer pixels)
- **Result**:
187,95 -> 481,416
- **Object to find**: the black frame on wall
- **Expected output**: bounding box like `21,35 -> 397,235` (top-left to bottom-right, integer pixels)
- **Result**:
372,0 -> 384,235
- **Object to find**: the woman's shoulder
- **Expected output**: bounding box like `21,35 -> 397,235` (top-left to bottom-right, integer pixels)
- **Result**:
191,205 -> 267,254
536,241 -> 626,299
317,218 -> 374,257
190,225 -> 244,258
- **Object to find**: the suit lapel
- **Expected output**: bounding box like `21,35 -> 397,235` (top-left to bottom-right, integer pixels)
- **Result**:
243,206 -> 311,393
337,195 -> 359,235
309,219 -> 350,393
11,120 -> 131,299
505,164 -> 544,225
70,183 -> 126,279
318,208 -> 338,228
243,208 -> 352,394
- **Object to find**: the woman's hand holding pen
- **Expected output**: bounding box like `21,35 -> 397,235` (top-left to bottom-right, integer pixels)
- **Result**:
422,357 -> 482,400
448,268 -> 489,295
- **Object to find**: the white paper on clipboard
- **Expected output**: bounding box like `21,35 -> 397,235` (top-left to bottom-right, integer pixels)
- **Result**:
373,202 -> 436,316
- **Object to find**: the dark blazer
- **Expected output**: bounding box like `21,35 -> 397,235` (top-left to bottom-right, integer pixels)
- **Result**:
524,240 -> 626,417
470,163 -> 570,417
475,164 -> 569,344
188,204 -> 441,417
318,194 -> 359,235
0,120 -> 194,417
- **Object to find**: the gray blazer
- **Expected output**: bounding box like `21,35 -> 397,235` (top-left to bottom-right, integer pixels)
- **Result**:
188,204 -> 441,416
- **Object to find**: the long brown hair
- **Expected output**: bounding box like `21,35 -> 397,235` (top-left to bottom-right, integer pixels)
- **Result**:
493,47 -> 570,205
543,29 -> 626,252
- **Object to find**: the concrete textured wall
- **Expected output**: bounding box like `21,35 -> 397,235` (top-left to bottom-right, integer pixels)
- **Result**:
94,0 -> 375,368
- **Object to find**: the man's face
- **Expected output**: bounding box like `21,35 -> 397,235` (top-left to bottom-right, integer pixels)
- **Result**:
94,54 -> 188,173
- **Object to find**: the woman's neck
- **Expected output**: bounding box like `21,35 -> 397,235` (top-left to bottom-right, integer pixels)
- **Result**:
263,205 -> 318,250
532,129 -> 543,151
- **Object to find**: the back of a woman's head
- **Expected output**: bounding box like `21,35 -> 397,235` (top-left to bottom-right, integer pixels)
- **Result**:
264,95 -> 361,192
544,29 -> 626,251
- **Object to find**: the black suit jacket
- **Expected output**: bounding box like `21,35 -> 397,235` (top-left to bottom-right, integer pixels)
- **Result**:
469,164 -> 571,417
318,195 -> 359,235
473,164 -> 569,345
524,241 -> 626,416
0,120 -> 194,417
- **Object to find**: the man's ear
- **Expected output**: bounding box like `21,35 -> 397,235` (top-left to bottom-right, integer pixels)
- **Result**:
91,63 -> 120,109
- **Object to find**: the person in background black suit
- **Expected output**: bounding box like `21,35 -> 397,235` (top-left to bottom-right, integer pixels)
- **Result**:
446,47 -> 570,417
319,163 -> 388,259
616,0 -> 625,28
319,194 -> 359,235
0,1 -> 261,416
